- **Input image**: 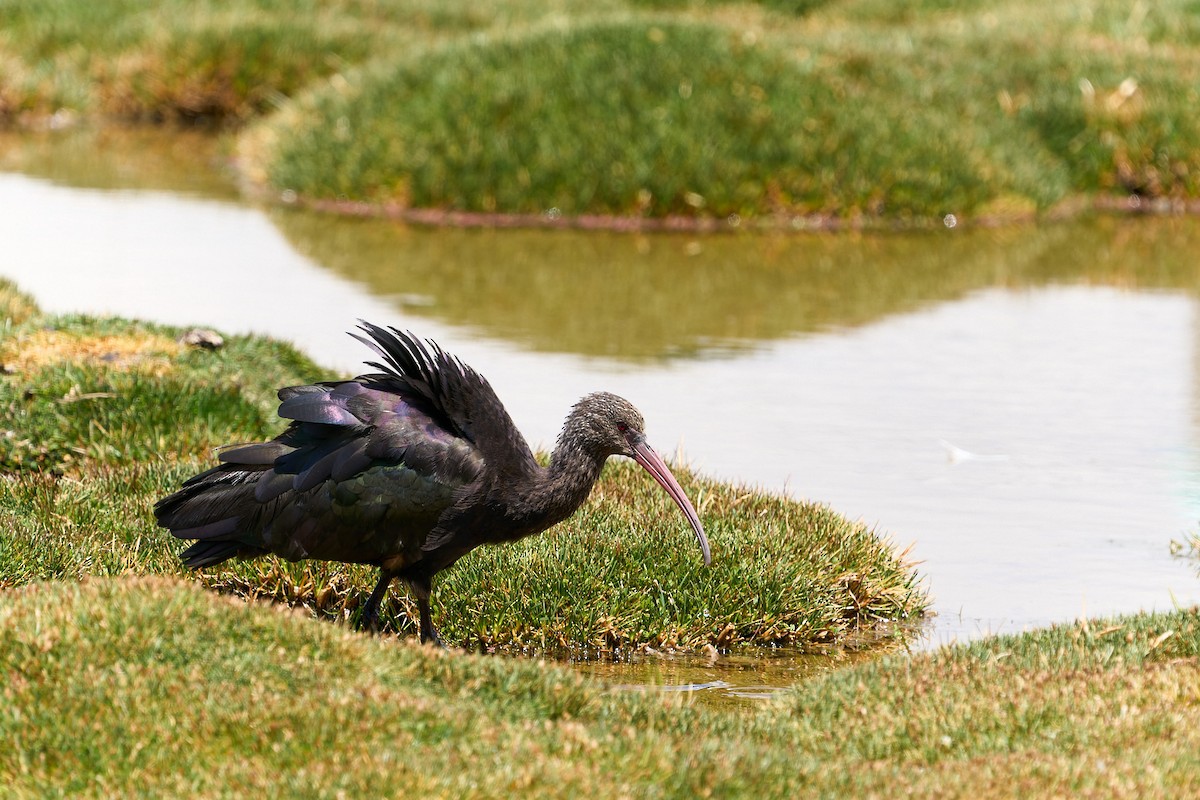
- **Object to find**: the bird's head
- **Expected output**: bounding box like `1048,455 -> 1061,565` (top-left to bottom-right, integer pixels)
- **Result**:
570,392 -> 647,458
570,392 -> 711,566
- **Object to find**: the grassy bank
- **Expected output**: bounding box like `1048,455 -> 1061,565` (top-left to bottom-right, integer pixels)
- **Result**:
4,1 -> 1200,223
3,284 -> 1199,796
3,576 -> 1198,797
0,280 -> 924,650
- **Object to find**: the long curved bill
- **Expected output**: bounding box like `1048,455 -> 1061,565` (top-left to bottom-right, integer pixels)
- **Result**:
631,440 -> 711,566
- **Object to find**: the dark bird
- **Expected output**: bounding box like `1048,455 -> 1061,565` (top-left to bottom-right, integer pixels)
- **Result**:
154,323 -> 710,645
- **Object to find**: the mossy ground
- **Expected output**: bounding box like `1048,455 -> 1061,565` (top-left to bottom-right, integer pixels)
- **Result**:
242,3 -> 1200,222
3,576 -> 1198,797
3,1 -> 1200,223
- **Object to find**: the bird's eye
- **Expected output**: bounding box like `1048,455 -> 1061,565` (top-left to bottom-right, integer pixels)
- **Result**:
617,422 -> 628,432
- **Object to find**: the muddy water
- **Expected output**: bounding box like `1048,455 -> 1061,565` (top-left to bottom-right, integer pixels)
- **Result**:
3,128 -> 1200,701
568,646 -> 890,709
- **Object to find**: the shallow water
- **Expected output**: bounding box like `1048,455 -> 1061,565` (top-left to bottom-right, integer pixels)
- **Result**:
3,129 -> 1200,692
567,646 -> 886,709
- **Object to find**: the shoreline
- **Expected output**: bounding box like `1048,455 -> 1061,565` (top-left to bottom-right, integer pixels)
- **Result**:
242,172 -> 1200,234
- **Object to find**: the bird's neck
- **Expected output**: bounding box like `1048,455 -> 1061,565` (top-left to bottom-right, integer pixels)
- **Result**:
535,436 -> 607,524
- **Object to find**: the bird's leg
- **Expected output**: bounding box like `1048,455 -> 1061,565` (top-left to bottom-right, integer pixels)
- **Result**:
408,576 -> 445,648
360,569 -> 397,631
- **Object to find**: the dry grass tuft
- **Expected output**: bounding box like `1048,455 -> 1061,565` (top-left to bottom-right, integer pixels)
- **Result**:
0,280 -> 39,328
1,329 -> 182,376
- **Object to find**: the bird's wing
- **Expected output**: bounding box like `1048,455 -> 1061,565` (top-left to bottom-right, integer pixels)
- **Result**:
221,379 -> 485,504
348,323 -> 539,474
156,382 -> 482,567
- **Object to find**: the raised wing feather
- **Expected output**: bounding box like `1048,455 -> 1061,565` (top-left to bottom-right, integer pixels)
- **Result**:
351,323 -> 538,475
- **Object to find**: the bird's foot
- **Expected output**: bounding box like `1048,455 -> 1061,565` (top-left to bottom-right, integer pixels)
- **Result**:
357,595 -> 386,633
360,571 -> 397,633
359,609 -> 382,634
413,581 -> 445,648
420,627 -> 447,649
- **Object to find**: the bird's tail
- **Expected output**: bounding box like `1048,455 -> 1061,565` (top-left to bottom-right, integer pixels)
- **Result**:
154,464 -> 268,568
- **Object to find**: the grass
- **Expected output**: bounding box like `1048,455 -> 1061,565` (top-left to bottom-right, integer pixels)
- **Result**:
0,279 -> 924,650
2,576 -> 1198,797
233,0 -> 1200,221
254,21 -> 859,218
4,1 -> 1200,222
1172,532 -> 1200,566
0,0 -> 526,122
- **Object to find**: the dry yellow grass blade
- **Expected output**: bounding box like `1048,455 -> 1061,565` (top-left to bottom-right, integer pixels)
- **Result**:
1,329 -> 182,376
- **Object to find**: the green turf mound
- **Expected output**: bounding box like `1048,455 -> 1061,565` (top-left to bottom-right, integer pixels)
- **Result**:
249,20 -> 880,219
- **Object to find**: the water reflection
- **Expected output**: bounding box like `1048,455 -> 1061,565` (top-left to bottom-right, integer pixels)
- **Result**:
0,126 -> 236,200
269,208 -> 1200,361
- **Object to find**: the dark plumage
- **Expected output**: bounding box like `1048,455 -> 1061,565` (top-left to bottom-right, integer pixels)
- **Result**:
154,323 -> 710,644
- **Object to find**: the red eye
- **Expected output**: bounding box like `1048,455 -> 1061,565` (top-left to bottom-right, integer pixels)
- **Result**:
617,422 -> 627,432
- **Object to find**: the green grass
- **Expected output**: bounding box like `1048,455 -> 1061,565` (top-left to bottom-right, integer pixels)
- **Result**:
0,279 -> 924,650
0,0 -> 556,121
5,1 -> 1200,222
247,15 -> 1049,220
256,21 -> 858,218
243,1 -> 1200,221
3,576 -> 1198,797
